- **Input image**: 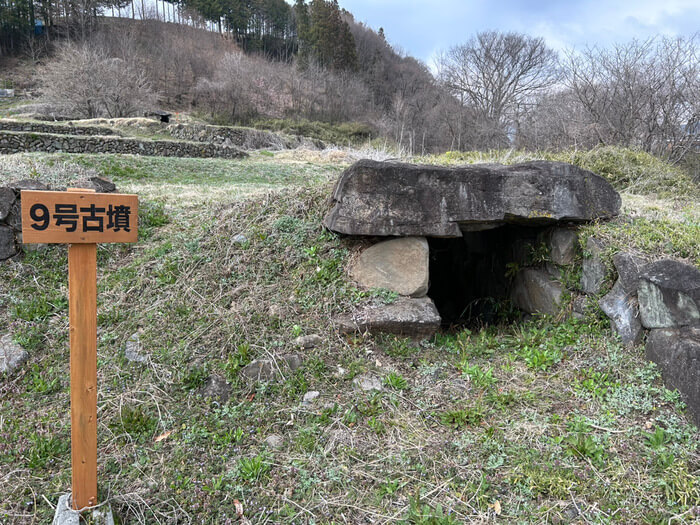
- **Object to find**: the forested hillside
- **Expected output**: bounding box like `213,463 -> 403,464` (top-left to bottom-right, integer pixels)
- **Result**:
1,0 -> 699,166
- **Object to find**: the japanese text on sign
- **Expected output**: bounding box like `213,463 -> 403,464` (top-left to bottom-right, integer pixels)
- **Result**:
30,203 -> 133,233
21,190 -> 139,244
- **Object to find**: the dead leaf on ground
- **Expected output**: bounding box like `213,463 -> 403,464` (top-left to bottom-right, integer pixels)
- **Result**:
154,430 -> 172,443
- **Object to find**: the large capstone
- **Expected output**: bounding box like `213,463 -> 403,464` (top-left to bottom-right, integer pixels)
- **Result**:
324,160 -> 621,237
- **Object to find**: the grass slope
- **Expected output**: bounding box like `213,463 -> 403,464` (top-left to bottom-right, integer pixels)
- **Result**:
0,150 -> 698,524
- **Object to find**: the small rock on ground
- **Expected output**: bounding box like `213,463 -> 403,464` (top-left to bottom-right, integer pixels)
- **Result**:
124,332 -> 147,363
240,359 -> 275,381
232,234 -> 248,245
0,334 -> 29,375
263,434 -> 285,450
302,390 -> 320,404
240,354 -> 303,381
293,335 -> 323,349
353,374 -> 382,392
199,374 -> 232,403
283,353 -> 303,371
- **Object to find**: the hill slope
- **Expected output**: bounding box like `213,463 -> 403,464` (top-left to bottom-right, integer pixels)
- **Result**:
0,149 -> 698,523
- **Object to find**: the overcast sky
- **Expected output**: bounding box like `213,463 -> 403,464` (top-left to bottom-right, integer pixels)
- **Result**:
337,0 -> 700,64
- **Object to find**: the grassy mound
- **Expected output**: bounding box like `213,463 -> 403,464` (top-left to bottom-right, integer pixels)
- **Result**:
1,150 -> 699,523
252,118 -> 377,146
425,146 -> 699,198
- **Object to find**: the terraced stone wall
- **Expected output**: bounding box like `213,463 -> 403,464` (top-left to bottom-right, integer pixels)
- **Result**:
0,130 -> 246,159
0,119 -> 119,136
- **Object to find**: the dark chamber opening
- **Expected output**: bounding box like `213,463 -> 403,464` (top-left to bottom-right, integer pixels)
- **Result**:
427,225 -> 541,328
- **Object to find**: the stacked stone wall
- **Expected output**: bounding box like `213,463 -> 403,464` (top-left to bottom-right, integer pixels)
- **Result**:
0,130 -> 246,159
166,123 -> 325,150
0,119 -> 119,136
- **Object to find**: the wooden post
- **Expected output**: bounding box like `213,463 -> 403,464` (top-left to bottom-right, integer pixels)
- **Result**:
69,242 -> 98,510
66,187 -> 97,510
20,188 -> 138,512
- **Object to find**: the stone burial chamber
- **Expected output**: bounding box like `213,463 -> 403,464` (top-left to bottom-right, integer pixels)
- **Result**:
325,159 -> 622,337
324,159 -> 700,424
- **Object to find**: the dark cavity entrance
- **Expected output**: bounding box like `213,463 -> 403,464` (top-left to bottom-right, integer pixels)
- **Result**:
427,225 -> 541,328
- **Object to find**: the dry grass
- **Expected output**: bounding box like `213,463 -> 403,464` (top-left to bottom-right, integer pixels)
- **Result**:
0,151 -> 698,523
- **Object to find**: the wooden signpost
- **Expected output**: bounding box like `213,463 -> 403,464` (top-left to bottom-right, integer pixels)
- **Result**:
21,189 -> 138,511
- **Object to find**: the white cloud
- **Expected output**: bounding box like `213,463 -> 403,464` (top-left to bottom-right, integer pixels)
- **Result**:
333,0 -> 699,60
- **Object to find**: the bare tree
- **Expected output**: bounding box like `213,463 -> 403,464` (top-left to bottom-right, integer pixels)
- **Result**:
438,31 -> 559,148
515,89 -> 599,151
563,35 -> 700,162
39,41 -> 157,118
194,52 -> 258,123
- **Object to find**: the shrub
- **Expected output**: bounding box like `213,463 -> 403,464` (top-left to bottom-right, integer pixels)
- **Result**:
39,41 -> 157,119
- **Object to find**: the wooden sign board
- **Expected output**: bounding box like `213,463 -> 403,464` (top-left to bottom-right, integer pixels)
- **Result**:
21,190 -> 138,244
19,188 -> 138,511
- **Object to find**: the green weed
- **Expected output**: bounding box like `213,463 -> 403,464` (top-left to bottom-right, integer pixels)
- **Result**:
459,362 -> 497,389
238,454 -> 270,482
563,433 -> 607,467
574,368 -> 619,400
25,364 -> 61,394
404,495 -> 461,524
658,461 -> 699,507
644,427 -> 671,450
182,366 -> 209,390
440,406 -> 484,430
382,335 -> 420,359
27,435 -> 69,469
113,405 -> 158,440
384,371 -> 408,390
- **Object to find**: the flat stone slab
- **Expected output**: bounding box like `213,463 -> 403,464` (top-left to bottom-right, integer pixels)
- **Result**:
646,327 -> 700,426
599,280 -> 643,347
0,225 -> 17,260
511,268 -> 563,316
581,237 -> 607,295
336,296 -> 441,339
349,236 -> 429,297
638,259 -> 700,329
324,160 -> 621,237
